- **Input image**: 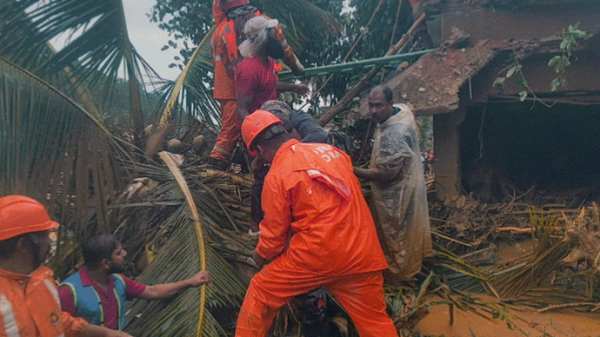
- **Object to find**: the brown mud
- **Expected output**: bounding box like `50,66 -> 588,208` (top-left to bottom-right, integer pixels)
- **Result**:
415,238 -> 600,337
415,294 -> 600,337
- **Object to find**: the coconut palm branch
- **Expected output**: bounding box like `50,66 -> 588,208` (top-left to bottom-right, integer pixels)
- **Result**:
0,56 -> 127,249
0,0 -> 104,118
4,0 -> 161,147
146,27 -> 220,157
0,0 -> 55,72
123,153 -> 247,336
158,27 -> 217,124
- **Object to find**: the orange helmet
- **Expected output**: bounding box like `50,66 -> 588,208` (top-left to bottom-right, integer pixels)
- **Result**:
221,0 -> 249,12
241,110 -> 284,156
0,195 -> 59,241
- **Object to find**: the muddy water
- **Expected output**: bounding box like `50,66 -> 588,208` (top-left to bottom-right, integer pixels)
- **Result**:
416,239 -> 600,336
414,295 -> 600,337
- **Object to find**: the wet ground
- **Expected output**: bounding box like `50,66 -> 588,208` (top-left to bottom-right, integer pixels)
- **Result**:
415,294 -> 600,337
415,238 -> 600,337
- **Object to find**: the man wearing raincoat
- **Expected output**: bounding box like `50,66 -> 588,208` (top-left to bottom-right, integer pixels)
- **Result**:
235,110 -> 398,337
354,85 -> 433,283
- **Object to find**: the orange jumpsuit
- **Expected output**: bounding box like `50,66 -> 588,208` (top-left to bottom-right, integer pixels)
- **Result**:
235,140 -> 398,337
210,2 -> 300,162
0,266 -> 89,337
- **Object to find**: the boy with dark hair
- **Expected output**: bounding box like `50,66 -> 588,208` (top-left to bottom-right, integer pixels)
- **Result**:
59,234 -> 210,331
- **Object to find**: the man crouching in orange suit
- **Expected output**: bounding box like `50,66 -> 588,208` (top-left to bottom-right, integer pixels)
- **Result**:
235,110 -> 398,337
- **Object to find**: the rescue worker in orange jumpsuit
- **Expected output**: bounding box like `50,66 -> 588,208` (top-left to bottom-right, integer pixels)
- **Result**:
209,0 -> 304,170
236,111 -> 398,337
0,195 -> 131,337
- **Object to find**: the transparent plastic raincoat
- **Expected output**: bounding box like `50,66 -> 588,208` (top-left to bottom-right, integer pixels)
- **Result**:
370,105 -> 433,281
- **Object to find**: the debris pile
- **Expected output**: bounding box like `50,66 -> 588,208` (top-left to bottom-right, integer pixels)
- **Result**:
428,193 -> 600,309
58,163 -> 600,335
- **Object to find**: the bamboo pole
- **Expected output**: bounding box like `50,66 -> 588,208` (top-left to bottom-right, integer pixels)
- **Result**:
278,50 -> 430,80
538,302 -> 599,313
316,13 -> 427,127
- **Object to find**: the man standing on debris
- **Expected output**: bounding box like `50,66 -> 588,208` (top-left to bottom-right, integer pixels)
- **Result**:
235,16 -> 309,122
208,0 -> 304,170
354,85 -> 433,283
249,100 -> 328,232
0,195 -> 131,337
249,100 -> 329,336
235,110 -> 398,337
59,234 -> 210,331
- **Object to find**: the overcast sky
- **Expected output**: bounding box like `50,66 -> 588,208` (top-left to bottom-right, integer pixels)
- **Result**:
123,0 -> 182,81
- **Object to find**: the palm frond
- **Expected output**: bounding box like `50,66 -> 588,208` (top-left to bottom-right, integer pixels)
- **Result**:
0,0 -> 54,71
124,207 -> 245,336
258,0 -> 343,52
159,27 -> 216,125
147,28 -> 219,157
425,244 -> 496,295
123,153 -> 246,336
14,0 -> 161,143
0,1 -> 103,118
0,56 -> 126,242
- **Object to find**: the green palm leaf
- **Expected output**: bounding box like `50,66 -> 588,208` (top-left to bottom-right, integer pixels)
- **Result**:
147,28 -> 220,156
124,153 -> 246,336
0,56 -> 125,237
13,0 -> 159,145
0,0 -> 103,118
124,207 -> 245,336
0,0 -> 56,72
257,0 -> 343,51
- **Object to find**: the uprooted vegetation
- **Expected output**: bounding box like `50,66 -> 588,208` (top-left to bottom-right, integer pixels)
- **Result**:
52,150 -> 599,335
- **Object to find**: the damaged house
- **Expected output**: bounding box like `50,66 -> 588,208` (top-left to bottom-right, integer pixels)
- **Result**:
387,0 -> 600,204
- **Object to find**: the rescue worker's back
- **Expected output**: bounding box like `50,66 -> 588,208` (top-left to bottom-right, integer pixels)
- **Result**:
259,141 -> 388,275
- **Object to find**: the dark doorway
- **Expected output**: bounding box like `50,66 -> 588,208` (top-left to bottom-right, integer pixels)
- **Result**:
460,101 -> 600,204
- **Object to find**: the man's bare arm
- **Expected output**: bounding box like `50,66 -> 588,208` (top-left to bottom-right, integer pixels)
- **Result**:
354,165 -> 399,183
236,93 -> 254,121
137,271 -> 210,300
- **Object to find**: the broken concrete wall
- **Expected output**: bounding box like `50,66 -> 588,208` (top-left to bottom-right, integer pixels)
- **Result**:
380,0 -> 600,202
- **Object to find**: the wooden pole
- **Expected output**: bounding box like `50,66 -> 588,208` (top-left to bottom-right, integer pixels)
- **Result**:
316,13 -> 427,126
